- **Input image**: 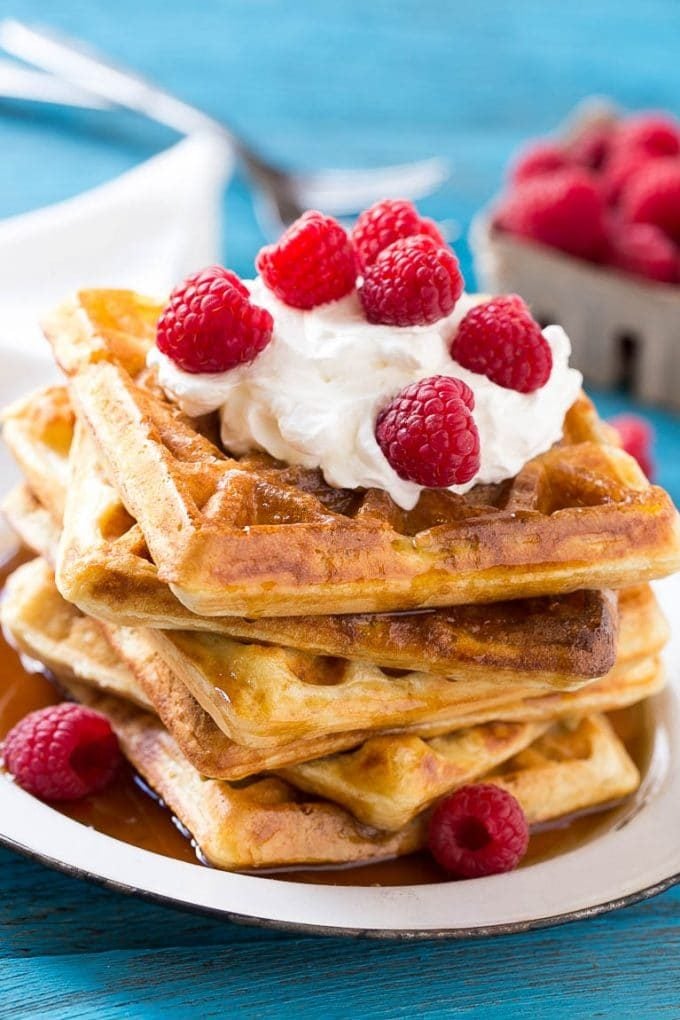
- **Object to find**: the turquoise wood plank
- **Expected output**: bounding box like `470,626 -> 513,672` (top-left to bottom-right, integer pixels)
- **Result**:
1,1 -> 679,1015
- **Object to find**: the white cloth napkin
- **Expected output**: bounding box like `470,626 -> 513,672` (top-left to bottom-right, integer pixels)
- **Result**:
0,131 -> 232,489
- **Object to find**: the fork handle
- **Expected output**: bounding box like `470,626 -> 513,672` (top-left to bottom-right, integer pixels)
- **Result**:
0,19 -> 281,184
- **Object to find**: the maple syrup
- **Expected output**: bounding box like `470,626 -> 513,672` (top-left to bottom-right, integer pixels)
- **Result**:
0,543 -> 653,886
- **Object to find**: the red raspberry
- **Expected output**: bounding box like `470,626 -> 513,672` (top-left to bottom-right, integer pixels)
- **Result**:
157,265 -> 273,374
360,235 -> 464,327
375,375 -> 480,488
609,414 -> 655,479
496,169 -> 607,260
603,149 -> 656,204
3,703 -> 120,801
352,199 -> 446,270
607,220 -> 678,284
567,121 -> 613,170
613,113 -> 680,159
451,295 -> 552,393
256,211 -> 356,309
620,158 -> 680,243
428,783 -> 529,879
510,142 -> 569,184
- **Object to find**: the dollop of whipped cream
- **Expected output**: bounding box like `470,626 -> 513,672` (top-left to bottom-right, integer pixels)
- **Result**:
149,279 -> 583,511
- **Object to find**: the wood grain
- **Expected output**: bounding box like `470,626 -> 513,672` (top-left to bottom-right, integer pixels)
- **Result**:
1,1 -> 680,1015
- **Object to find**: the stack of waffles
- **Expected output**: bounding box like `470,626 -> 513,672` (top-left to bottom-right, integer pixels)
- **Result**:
2,289 -> 680,872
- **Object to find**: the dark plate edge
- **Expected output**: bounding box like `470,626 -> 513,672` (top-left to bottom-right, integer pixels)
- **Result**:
1,829 -> 678,941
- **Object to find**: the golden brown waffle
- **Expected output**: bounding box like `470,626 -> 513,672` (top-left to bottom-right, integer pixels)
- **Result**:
66,672 -> 644,869
2,386 -> 73,521
2,484 -> 59,562
1,558 -> 151,710
3,387 -> 627,687
43,290 -> 680,617
70,355 -> 680,616
62,675 -> 424,870
6,475 -> 667,703
284,714 -> 642,831
1,559 -> 644,867
142,571 -> 666,748
2,559 -> 661,791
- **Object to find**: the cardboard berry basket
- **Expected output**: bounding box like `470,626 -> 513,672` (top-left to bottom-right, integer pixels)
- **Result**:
470,101 -> 680,411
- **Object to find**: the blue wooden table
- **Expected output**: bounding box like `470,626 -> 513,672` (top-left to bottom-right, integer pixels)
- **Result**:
1,1 -> 679,1015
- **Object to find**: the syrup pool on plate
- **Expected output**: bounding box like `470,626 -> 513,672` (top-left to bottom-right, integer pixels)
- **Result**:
0,543 -> 654,886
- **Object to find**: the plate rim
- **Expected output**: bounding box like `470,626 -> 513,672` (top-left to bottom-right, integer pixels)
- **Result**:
0,824 -> 678,941
1,524 -> 679,939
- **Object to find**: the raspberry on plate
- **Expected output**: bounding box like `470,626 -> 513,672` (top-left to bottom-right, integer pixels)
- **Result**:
451,295 -> 552,393
609,413 -> 655,479
428,783 -> 529,879
352,198 -> 446,270
257,211 -> 356,309
157,265 -> 274,374
360,235 -> 464,327
496,168 -> 607,261
510,142 -> 569,184
607,220 -> 678,284
620,157 -> 680,244
3,702 -> 121,801
375,375 -> 480,488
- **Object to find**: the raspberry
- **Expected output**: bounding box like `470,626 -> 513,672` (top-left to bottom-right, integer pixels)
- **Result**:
567,122 -> 613,170
510,142 -> 569,184
157,266 -> 273,374
352,199 -> 446,270
607,220 -> 678,284
360,235 -> 464,327
3,703 -> 120,801
496,169 -> 607,260
603,149 -> 657,204
609,414 -> 655,479
451,295 -> 552,393
428,783 -> 529,878
256,211 -> 356,309
375,375 -> 480,488
620,158 -> 680,243
614,113 -> 680,159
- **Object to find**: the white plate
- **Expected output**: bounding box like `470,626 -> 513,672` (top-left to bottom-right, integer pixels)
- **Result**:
0,496 -> 678,937
0,350 -> 678,935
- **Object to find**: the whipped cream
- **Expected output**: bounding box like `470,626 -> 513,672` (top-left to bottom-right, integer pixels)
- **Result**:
149,280 -> 583,511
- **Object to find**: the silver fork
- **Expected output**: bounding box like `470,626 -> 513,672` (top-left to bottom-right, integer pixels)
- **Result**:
0,19 -> 449,234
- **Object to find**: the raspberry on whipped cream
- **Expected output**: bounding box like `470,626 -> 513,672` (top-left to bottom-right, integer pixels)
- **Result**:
149,278 -> 582,511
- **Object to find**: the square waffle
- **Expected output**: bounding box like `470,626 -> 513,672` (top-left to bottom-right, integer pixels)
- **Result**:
1,559 -> 663,785
3,385 -> 629,688
44,290 -> 680,618
283,714 -> 642,831
1,559 -> 643,869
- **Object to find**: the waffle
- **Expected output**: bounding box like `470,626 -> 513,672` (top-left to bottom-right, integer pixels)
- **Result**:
3,387 -> 626,688
284,714 -> 642,831
1,559 -> 643,867
2,558 -> 151,710
6,476 -> 667,701
141,577 -> 665,748
2,558 -> 661,791
2,386 -> 73,521
71,356 -> 680,617
43,290 -> 680,617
